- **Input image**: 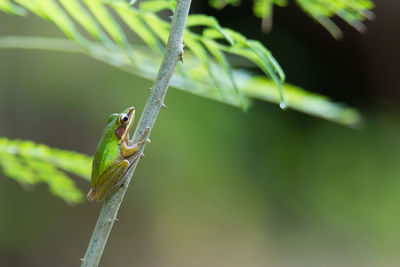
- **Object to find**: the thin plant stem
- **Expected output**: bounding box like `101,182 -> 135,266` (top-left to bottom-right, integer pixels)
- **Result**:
80,0 -> 192,266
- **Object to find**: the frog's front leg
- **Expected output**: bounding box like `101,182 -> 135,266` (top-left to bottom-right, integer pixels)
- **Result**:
87,160 -> 130,201
120,127 -> 151,158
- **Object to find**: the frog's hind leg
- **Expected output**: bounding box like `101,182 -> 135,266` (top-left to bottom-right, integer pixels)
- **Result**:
87,160 -> 130,201
117,153 -> 142,188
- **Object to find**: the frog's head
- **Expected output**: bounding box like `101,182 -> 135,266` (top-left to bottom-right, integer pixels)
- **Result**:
111,107 -> 135,141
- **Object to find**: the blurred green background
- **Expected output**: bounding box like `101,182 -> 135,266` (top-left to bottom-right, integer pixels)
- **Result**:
1,0 -> 400,266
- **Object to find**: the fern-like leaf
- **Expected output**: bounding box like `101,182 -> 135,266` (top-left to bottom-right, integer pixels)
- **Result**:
296,0 -> 375,38
0,138 -> 91,203
210,0 -> 375,38
0,0 -> 361,125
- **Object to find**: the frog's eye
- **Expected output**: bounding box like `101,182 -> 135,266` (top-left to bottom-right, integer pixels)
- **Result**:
120,114 -> 129,125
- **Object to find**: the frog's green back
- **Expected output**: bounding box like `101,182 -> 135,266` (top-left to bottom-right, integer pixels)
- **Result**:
91,114 -> 120,187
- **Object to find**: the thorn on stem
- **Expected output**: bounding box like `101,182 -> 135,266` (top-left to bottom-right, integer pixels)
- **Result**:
148,87 -> 152,91
80,258 -> 86,262
162,103 -> 167,110
140,153 -> 146,158
108,217 -> 119,223
178,44 -> 184,63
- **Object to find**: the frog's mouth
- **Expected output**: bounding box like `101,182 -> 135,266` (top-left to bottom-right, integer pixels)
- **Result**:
119,107 -> 135,142
126,107 -> 135,118
125,107 -> 135,130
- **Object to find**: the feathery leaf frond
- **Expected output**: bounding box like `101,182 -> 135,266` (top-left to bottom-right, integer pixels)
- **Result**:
0,138 -> 91,203
210,0 -> 375,38
0,0 -> 361,124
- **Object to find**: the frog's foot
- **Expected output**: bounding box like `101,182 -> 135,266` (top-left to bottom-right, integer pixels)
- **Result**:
135,137 -> 151,146
143,138 -> 151,144
120,127 -> 151,158
136,127 -> 151,145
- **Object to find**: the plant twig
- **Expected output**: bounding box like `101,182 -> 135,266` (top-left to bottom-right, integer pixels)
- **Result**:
80,0 -> 192,266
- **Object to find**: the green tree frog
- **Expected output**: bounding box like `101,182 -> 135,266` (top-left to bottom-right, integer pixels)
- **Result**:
87,107 -> 150,201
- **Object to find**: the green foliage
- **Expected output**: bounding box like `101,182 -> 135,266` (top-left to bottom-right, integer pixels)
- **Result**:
210,0 -> 375,38
0,138 -> 91,203
253,0 -> 287,19
0,0 -> 282,108
0,0 -> 361,126
296,0 -> 375,38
